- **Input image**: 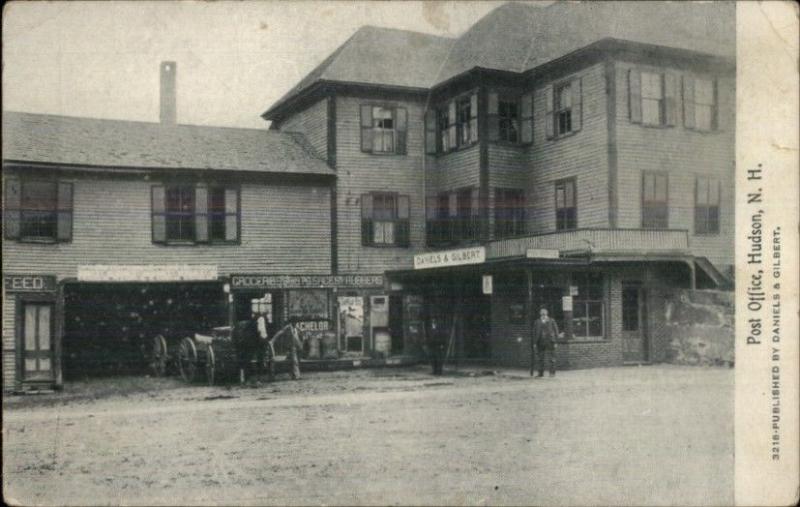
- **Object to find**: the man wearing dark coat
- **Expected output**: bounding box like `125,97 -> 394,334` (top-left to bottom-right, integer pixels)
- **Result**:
533,308 -> 559,377
426,316 -> 446,376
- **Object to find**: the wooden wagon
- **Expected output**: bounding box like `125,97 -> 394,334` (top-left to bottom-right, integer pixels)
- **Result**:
149,323 -> 268,385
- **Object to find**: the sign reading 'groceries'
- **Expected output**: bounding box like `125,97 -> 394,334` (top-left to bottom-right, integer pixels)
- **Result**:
413,246 -> 486,270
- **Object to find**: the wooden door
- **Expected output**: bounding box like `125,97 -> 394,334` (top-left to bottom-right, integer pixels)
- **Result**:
621,286 -> 649,363
22,303 -> 54,382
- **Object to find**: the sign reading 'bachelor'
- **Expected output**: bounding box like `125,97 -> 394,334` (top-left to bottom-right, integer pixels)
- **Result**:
413,247 -> 486,270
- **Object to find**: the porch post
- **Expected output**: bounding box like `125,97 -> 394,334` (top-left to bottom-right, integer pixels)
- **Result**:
526,268 -> 534,376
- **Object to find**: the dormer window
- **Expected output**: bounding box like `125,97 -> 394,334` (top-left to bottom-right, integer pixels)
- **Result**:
360,105 -> 407,155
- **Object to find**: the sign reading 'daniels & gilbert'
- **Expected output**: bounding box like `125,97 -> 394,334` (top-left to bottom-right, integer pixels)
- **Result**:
413,246 -> 486,270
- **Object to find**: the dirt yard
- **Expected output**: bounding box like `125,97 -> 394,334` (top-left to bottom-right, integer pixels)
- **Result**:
3,365 -> 733,506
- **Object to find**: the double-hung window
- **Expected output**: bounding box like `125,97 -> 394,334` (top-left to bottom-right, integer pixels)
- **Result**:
4,177 -> 73,242
695,176 -> 720,234
683,77 -> 718,131
572,273 -> 605,340
545,78 -> 582,139
425,92 -> 478,154
360,105 -> 407,155
641,172 -> 668,229
361,192 -> 410,247
487,91 -> 532,145
554,178 -> 577,230
152,184 -> 239,244
629,69 -> 678,127
494,188 -> 526,238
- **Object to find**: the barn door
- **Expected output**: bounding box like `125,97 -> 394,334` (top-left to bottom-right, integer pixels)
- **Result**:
22,303 -> 54,382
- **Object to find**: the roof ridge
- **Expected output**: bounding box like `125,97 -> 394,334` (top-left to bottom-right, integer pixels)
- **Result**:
3,110 -> 277,134
357,24 -> 455,41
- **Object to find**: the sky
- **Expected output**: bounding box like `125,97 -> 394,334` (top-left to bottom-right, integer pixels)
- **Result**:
2,1 -> 505,129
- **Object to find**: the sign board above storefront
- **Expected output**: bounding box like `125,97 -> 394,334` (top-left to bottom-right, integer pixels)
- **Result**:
4,274 -> 57,292
526,249 -> 560,259
230,274 -> 384,290
77,265 -> 219,282
413,246 -> 486,270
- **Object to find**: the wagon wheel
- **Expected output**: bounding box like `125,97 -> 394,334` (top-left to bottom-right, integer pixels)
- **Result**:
177,337 -> 198,383
205,344 -> 216,386
151,334 -> 169,377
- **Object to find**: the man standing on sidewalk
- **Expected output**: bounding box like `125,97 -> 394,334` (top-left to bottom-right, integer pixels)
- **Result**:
533,308 -> 559,377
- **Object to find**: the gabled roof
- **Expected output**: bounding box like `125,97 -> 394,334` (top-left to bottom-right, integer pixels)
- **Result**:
264,26 -> 454,119
435,1 -> 735,83
2,111 -> 334,176
264,1 -> 735,120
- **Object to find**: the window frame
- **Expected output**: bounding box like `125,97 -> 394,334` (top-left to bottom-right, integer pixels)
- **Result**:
152,183 -> 240,246
494,187 -> 526,239
571,272 -> 606,341
433,90 -> 479,155
554,178 -> 577,231
694,175 -> 721,235
4,177 -> 73,244
641,172 -> 669,229
360,104 -> 408,156
640,71 -> 665,126
361,191 -> 410,248
555,82 -> 573,136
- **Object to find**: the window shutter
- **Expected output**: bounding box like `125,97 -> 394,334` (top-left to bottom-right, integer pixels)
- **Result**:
361,194 -> 373,246
488,91 -> 500,142
544,84 -> 555,139
397,194 -> 410,247
469,93 -> 479,143
424,109 -> 437,155
448,192 -> 458,217
521,93 -> 533,144
628,69 -> 642,123
56,182 -> 73,242
571,78 -> 582,132
447,101 -> 457,150
395,108 -> 407,155
4,176 -> 21,239
712,79 -> 720,131
225,188 -> 239,241
360,105 -> 373,153
664,73 -> 678,126
682,76 -> 696,130
151,185 -> 166,243
195,185 -> 209,243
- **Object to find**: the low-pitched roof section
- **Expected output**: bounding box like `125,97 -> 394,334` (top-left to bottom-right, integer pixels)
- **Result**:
263,26 -> 454,120
2,111 -> 334,176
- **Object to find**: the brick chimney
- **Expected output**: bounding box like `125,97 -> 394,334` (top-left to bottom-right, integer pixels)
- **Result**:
159,61 -> 177,124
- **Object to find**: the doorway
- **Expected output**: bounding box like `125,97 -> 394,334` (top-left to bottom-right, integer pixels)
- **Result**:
622,284 -> 649,362
21,302 -> 54,383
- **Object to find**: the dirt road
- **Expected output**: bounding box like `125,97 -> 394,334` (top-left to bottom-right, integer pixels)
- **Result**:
3,366 -> 732,506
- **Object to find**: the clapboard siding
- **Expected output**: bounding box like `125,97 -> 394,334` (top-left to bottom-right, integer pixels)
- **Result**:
528,62 -> 610,233
2,295 -> 16,389
427,144 -> 481,193
334,95 -> 426,273
613,60 -> 735,268
276,98 -> 329,160
1,176 -> 332,278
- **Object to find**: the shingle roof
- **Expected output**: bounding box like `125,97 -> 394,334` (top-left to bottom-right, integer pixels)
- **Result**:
264,26 -> 455,118
435,1 -> 736,82
2,111 -> 334,176
265,1 -> 735,118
